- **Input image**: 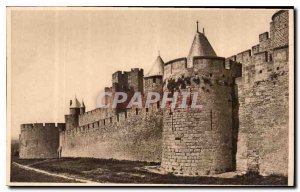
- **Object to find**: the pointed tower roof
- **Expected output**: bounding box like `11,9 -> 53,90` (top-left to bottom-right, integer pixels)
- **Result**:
81,99 -> 85,108
70,96 -> 81,108
145,54 -> 164,77
187,21 -> 217,67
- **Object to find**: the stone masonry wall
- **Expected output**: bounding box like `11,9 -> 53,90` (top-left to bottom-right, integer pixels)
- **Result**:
161,57 -> 241,176
19,123 -> 64,159
144,76 -> 163,96
270,10 -> 289,49
128,68 -> 144,92
236,46 -> 289,176
234,10 -> 290,176
19,10 -> 291,177
78,108 -> 113,126
60,108 -> 163,162
112,68 -> 144,93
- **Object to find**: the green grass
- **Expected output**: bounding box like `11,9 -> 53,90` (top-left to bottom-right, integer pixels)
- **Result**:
10,163 -> 80,183
11,157 -> 288,185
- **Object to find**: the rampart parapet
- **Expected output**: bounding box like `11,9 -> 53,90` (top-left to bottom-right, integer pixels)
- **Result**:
19,122 -> 64,159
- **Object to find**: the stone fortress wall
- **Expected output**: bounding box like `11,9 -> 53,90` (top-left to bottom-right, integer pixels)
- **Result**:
161,56 -> 241,176
233,10 -> 290,176
59,66 -> 163,162
19,10 -> 291,177
78,108 -> 113,126
60,107 -> 163,162
19,123 -> 65,159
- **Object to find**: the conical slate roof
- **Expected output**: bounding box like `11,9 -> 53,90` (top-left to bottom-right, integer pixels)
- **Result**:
81,100 -> 85,108
145,55 -> 164,77
188,31 -> 217,58
187,31 -> 217,67
70,96 -> 81,108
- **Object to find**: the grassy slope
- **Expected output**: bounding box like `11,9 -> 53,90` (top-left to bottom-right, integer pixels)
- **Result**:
12,157 -> 288,185
10,163 -> 79,183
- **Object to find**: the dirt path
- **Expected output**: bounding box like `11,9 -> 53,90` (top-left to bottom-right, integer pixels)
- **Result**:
12,162 -> 97,183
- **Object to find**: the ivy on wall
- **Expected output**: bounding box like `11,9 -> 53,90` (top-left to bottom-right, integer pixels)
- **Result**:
166,74 -> 215,92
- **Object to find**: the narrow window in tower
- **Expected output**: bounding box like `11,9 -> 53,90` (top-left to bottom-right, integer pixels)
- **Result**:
125,111 -> 127,118
103,119 -> 105,125
136,108 -> 139,115
171,114 -> 174,131
117,114 -> 119,122
169,111 -> 174,131
157,101 -> 160,109
146,108 -> 149,112
264,52 -> 268,62
269,54 -> 273,62
110,117 -> 112,123
210,109 -> 213,130
153,77 -> 156,83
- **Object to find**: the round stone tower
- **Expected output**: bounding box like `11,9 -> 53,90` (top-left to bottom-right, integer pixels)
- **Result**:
144,55 -> 164,92
80,99 -> 86,114
187,21 -> 217,68
144,54 -> 164,109
65,96 -> 81,130
161,23 -> 239,176
19,123 -> 60,159
270,10 -> 289,49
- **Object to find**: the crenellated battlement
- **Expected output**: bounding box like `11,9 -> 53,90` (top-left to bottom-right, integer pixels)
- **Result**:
228,10 -> 289,66
19,9 -> 291,175
19,122 -> 63,159
233,9 -> 290,176
20,123 -> 34,129
70,107 -> 159,134
227,10 -> 289,88
78,108 -> 113,126
60,105 -> 163,163
20,123 -> 65,132
112,68 -> 144,92
130,68 -> 144,73
112,68 -> 143,76
161,55 -> 240,175
164,57 -> 187,80
233,44 -> 288,85
164,56 -> 241,84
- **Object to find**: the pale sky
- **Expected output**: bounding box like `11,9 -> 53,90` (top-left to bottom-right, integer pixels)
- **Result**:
9,8 -> 278,139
